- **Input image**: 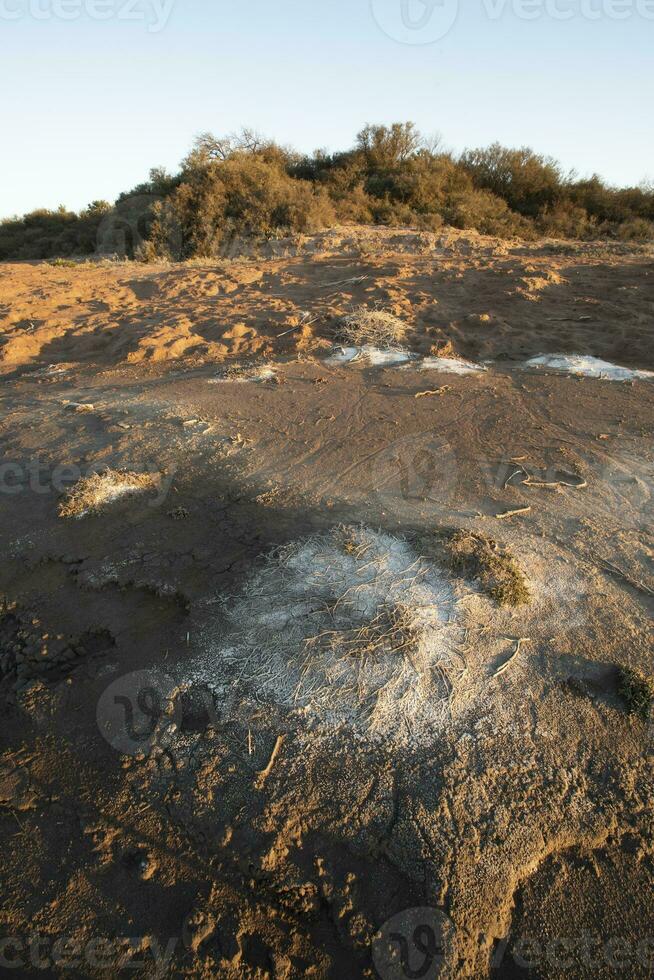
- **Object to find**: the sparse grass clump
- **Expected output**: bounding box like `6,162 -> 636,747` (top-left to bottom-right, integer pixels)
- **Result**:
338,307 -> 407,348
618,667 -> 652,721
445,531 -> 531,607
217,363 -> 276,382
47,257 -> 79,268
59,470 -> 157,518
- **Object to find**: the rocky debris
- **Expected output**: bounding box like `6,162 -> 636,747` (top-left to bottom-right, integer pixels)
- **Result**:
0,599 -> 115,691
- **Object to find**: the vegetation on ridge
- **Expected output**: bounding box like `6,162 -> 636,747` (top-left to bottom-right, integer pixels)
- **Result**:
2,122 -> 653,261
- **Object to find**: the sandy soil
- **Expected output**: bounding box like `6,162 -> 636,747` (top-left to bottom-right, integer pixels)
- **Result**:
0,226 -> 653,978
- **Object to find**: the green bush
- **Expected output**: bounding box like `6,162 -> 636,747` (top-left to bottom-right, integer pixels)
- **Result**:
444,188 -> 532,237
0,201 -> 111,260
460,143 -> 565,217
618,667 -> 652,721
147,153 -> 336,260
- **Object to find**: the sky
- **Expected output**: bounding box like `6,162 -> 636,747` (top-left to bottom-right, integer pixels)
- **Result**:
1,0 -> 653,218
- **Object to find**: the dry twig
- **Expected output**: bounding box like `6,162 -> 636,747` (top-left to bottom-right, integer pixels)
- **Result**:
495,506 -> 532,520
494,638 -> 531,678
255,735 -> 286,787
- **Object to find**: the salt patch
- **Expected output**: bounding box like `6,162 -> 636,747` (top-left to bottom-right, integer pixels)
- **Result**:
326,346 -> 415,366
420,357 -> 487,375
525,354 -> 654,381
191,526 -> 465,745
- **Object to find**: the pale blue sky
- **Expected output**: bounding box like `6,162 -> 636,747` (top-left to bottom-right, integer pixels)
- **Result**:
1,0 -> 652,218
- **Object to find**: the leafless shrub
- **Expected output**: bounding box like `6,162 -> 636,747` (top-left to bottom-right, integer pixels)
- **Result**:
338,307 -> 407,348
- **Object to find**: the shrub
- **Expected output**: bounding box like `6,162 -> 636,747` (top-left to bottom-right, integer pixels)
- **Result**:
0,201 -> 111,260
461,143 -> 565,217
368,198 -> 421,228
414,212 -> 444,233
538,202 -> 596,239
331,184 -> 374,224
147,154 -> 336,260
616,217 -> 654,241
338,307 -> 407,348
444,188 -> 532,238
618,667 -> 652,720
356,122 -> 423,169
3,122 -> 654,261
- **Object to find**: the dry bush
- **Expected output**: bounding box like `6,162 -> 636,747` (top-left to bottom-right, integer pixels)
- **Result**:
414,212 -> 445,233
461,143 -> 564,217
0,202 -> 111,261
538,202 -> 596,239
8,123 -> 654,262
305,601 -> 421,662
368,199 -> 420,228
339,306 -> 407,348
59,470 -> 157,518
328,182 -> 374,224
616,218 -> 654,242
445,531 -> 531,607
444,189 -> 532,238
430,339 -> 458,359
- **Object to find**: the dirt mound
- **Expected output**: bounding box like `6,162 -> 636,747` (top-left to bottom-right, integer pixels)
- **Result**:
2,227 -> 654,374
1,224 -> 653,979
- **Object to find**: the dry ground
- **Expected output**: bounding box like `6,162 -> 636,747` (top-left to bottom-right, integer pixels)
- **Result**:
0,226 -> 653,979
